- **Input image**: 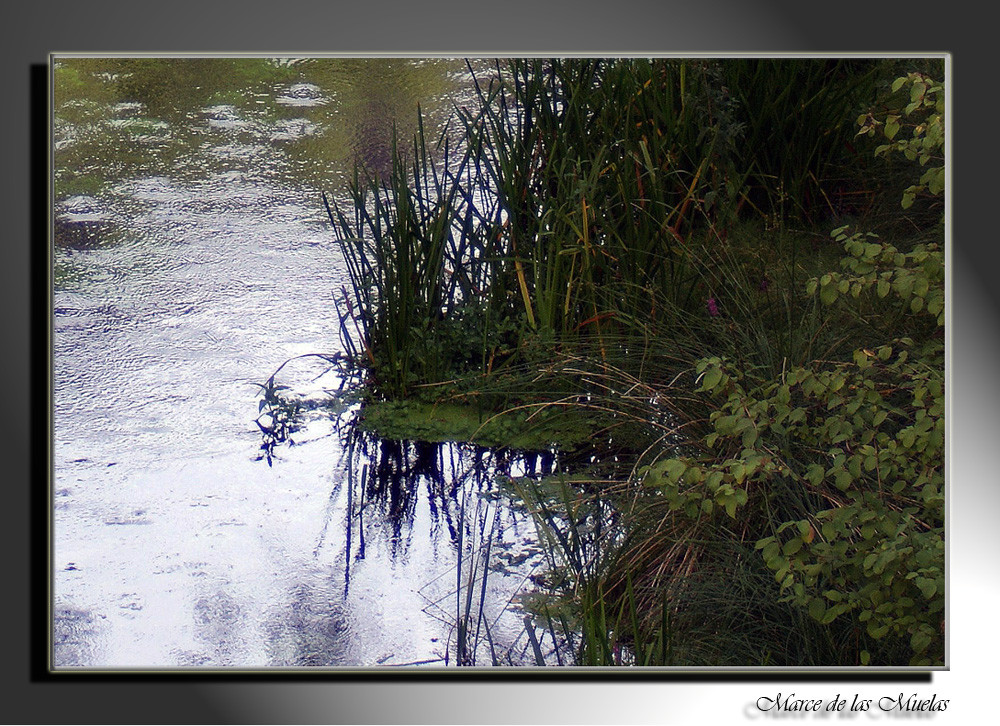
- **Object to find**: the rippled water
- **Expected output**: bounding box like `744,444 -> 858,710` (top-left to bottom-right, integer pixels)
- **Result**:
52,57 -> 557,669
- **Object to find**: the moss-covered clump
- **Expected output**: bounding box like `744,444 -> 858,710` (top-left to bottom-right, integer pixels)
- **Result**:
357,399 -> 609,452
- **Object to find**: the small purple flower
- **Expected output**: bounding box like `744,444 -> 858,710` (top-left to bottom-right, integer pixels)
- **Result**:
706,297 -> 719,317
759,276 -> 770,292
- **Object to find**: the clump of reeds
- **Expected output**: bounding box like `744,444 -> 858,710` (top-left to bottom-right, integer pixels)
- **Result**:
329,57 -> 882,403
327,58 -> 738,401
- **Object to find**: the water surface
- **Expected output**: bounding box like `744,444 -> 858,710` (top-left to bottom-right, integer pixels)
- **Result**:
52,56 -> 556,669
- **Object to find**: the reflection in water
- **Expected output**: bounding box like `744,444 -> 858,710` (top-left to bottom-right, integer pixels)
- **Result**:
343,434 -> 558,564
54,214 -> 110,251
322,425 -> 561,666
266,580 -> 352,667
53,606 -> 106,666
352,98 -> 396,179
250,392 -> 563,666
53,56 -> 474,204
192,589 -> 242,666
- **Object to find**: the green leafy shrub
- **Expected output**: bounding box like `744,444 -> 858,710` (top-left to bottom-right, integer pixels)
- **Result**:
637,208 -> 944,666
858,71 -> 944,210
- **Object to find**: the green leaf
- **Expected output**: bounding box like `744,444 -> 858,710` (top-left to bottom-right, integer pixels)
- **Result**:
893,275 -> 914,298
911,631 -> 932,653
729,459 -> 748,483
820,608 -> 839,625
808,598 -> 826,622
756,536 -> 774,551
805,464 -> 824,486
783,537 -> 803,556
820,282 -> 838,306
716,415 -> 737,435
701,366 -> 722,391
663,458 -> 687,483
867,622 -> 890,639
821,521 -> 838,541
927,166 -> 945,195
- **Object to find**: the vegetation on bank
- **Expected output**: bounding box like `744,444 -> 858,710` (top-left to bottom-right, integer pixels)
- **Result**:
322,58 -> 945,667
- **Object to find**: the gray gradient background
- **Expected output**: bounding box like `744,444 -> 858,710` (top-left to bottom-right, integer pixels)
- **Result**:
5,1 -> 992,723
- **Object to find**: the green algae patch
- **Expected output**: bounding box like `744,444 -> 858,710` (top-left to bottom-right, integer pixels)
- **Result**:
357,399 -> 602,451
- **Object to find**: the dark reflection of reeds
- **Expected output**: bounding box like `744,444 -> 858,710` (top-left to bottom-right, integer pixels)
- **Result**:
341,427 -> 559,571
339,426 -> 563,665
